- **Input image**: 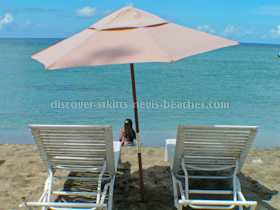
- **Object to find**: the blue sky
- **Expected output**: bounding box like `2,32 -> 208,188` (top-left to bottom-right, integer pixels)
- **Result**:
0,0 -> 280,44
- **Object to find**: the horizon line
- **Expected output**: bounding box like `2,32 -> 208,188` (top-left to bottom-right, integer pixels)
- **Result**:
0,37 -> 279,46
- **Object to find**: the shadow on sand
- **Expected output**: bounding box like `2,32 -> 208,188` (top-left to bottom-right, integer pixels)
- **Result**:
113,163 -> 278,210
0,159 -> 6,166
54,163 -> 277,210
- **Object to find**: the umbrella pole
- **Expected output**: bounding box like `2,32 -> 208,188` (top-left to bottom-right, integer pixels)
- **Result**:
130,63 -> 145,201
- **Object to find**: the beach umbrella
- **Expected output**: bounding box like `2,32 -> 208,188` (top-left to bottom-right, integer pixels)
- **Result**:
31,6 -> 239,201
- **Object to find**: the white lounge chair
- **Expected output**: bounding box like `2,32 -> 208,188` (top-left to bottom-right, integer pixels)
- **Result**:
165,125 -> 259,210
20,125 -> 121,210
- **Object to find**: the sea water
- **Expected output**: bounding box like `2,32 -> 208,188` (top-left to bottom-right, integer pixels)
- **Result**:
0,39 -> 280,147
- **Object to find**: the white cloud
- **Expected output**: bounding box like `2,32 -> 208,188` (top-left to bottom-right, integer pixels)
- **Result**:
197,24 -> 216,34
220,25 -> 254,38
102,10 -> 113,16
76,6 -> 99,18
254,6 -> 280,16
0,13 -> 13,30
126,3 -> 135,7
262,25 -> 280,39
220,25 -> 236,37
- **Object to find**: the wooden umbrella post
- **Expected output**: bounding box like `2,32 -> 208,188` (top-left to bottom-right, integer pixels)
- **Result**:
130,63 -> 145,201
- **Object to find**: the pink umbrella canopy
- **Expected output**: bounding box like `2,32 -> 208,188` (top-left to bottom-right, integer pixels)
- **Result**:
32,6 -> 238,70
32,6 -> 239,201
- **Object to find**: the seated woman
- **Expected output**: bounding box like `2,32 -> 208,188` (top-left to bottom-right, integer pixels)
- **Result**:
119,119 -> 135,146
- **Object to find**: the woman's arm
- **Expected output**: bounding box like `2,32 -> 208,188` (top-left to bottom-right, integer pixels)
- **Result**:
119,128 -> 125,141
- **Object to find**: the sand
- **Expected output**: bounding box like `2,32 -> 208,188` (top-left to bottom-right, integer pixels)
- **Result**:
0,144 -> 279,210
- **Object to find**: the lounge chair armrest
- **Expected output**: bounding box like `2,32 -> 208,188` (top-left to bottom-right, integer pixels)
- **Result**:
19,202 -> 108,208
179,199 -> 257,210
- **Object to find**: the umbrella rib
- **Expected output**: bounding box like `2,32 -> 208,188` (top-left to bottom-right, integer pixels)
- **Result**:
142,25 -> 175,63
93,9 -> 128,31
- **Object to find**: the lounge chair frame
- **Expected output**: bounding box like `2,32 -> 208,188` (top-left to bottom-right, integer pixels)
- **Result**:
165,125 -> 259,210
19,125 -> 121,210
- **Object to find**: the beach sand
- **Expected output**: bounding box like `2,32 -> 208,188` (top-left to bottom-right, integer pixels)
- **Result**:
0,144 -> 279,210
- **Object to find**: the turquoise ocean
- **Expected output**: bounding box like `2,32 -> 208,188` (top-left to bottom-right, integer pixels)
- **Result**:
1,39 -> 280,147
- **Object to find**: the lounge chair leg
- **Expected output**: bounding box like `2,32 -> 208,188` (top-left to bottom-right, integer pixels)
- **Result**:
107,175 -> 116,210
171,173 -> 179,208
178,200 -> 183,210
40,175 -> 52,210
20,198 -> 33,210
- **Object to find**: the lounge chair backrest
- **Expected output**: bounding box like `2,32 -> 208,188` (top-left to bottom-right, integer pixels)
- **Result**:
29,125 -> 116,176
172,125 -> 258,174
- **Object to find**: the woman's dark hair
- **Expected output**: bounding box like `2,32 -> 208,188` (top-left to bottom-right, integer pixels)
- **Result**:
124,119 -> 135,142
